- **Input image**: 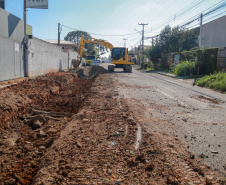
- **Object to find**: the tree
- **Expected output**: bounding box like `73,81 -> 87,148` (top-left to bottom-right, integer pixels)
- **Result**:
64,30 -> 90,45
159,25 -> 172,53
64,31 -> 96,56
145,25 -> 198,69
181,29 -> 198,51
145,45 -> 162,69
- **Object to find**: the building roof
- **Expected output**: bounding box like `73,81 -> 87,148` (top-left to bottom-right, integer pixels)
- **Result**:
46,40 -> 77,46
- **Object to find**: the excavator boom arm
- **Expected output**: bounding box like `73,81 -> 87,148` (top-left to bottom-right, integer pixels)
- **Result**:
77,35 -> 113,63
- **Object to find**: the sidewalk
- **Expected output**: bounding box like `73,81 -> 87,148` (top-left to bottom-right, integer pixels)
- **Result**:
157,71 -> 176,78
157,72 -> 196,85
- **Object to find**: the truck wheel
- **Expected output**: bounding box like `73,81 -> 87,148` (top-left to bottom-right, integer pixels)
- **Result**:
108,65 -> 115,72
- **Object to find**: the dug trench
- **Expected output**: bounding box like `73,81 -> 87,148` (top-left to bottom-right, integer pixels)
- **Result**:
0,67 -> 225,184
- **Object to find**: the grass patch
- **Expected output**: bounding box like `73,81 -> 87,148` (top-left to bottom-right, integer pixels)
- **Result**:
146,67 -> 155,71
196,73 -> 226,92
173,60 -> 197,76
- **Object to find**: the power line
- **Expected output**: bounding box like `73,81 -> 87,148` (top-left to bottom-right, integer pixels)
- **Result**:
204,10 -> 226,23
144,0 -> 177,24
178,0 -> 226,28
61,24 -> 137,37
148,0 -> 226,33
150,0 -> 209,32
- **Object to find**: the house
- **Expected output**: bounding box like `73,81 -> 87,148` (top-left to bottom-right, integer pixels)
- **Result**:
200,14 -> 226,49
46,40 -> 78,51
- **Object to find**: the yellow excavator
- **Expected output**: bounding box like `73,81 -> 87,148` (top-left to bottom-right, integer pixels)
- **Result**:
76,35 -> 134,72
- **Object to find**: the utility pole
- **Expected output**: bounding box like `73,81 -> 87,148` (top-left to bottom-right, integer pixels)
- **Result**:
0,0 -> 5,9
24,0 -> 27,76
24,0 -> 27,39
123,38 -> 127,47
138,23 -> 148,64
199,13 -> 203,49
58,23 -> 61,46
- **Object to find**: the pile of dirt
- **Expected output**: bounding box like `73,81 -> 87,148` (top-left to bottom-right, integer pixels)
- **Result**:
70,66 -> 110,79
89,65 -> 110,79
0,72 -> 224,184
0,91 -> 31,129
32,74 -> 223,185
0,72 -> 93,184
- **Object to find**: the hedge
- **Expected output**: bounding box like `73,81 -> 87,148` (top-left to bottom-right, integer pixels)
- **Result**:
180,48 -> 218,75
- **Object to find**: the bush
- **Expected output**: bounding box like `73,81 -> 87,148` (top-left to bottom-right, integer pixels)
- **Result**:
142,62 -> 150,69
196,73 -> 226,92
174,60 -> 197,76
180,48 -> 218,75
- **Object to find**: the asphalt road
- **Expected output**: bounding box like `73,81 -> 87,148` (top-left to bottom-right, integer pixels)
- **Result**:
113,67 -> 226,176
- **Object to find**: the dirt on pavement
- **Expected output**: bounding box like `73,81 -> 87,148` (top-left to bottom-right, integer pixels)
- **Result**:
0,68 -> 225,184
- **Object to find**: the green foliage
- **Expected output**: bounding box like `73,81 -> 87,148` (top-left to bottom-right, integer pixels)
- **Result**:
196,73 -> 226,92
145,45 -> 162,69
180,48 -> 218,75
158,26 -> 198,53
128,50 -> 134,54
145,25 -> 198,69
174,60 -> 197,76
64,30 -> 91,45
142,62 -> 150,69
64,30 -> 95,57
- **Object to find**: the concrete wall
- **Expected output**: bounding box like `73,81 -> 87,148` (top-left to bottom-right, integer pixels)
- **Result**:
68,50 -> 78,69
202,15 -> 226,49
27,37 -> 70,77
0,8 -> 25,81
0,8 -> 24,40
0,8 -> 81,81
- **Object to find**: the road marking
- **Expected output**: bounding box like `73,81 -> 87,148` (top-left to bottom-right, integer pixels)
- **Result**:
156,88 -> 188,107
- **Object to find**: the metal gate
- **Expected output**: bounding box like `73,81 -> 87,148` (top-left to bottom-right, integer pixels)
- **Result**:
0,37 -> 24,82
217,48 -> 226,72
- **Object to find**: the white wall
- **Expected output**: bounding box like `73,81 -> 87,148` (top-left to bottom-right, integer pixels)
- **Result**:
202,15 -> 226,49
0,8 -> 25,81
68,50 -> 78,69
27,37 -> 71,77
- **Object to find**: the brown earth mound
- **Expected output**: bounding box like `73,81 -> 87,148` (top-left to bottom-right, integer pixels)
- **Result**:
0,72 -> 93,184
0,72 -> 224,185
32,74 -> 223,185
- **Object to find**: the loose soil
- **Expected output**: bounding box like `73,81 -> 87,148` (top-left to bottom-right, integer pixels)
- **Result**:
0,69 -> 225,184
0,72 -> 92,185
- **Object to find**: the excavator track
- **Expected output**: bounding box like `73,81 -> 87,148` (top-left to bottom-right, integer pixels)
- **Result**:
108,65 -> 115,72
123,65 -> 132,73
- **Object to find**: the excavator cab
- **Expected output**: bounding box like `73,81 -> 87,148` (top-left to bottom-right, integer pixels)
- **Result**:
108,47 -> 133,72
112,48 -> 125,60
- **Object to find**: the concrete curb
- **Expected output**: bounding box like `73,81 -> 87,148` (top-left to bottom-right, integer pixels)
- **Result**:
157,72 -> 177,78
157,72 -> 197,85
0,78 -> 29,89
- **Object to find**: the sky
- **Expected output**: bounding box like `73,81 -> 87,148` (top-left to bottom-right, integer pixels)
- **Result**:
5,0 -> 226,50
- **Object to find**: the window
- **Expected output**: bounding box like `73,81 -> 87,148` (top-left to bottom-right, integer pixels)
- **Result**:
112,48 -> 125,60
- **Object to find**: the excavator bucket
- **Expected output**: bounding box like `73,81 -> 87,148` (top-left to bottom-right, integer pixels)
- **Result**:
72,59 -> 81,68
